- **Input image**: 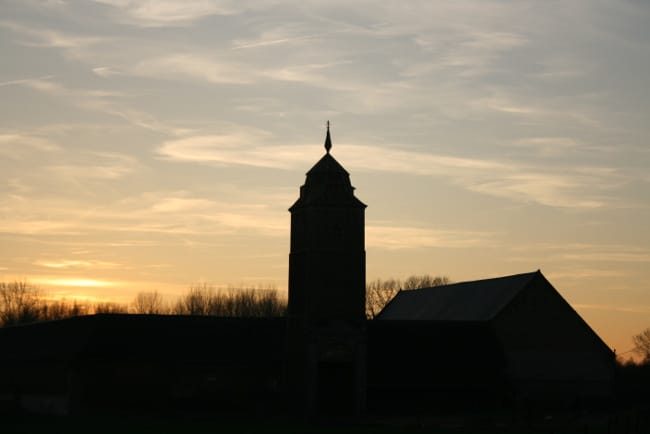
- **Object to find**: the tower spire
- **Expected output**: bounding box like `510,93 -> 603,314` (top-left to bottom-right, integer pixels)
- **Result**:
324,120 -> 332,154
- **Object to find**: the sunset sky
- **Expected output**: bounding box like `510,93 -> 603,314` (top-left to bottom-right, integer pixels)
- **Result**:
1,1 -> 649,356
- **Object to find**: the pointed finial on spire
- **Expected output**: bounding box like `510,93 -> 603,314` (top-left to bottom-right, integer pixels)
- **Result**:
324,120 -> 332,154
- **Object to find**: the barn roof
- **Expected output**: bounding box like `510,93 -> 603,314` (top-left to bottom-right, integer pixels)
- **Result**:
376,271 -> 540,321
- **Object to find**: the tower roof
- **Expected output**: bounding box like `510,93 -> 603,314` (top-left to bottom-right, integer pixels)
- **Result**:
306,152 -> 349,176
289,125 -> 366,211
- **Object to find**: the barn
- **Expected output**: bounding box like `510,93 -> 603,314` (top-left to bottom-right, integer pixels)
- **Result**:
374,271 -> 615,408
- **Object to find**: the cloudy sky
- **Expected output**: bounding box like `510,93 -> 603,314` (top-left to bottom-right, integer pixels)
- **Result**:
1,0 -> 649,355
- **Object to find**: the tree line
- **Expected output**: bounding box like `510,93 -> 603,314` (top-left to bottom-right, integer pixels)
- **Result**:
0,281 -> 286,326
3,278 -> 650,367
0,274 -> 449,327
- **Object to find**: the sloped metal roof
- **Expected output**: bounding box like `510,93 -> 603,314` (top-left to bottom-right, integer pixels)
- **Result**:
376,271 -> 540,321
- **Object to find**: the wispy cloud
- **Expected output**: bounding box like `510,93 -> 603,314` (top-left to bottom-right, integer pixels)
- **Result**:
32,277 -> 117,288
0,21 -> 107,49
435,31 -> 528,78
134,191 -> 287,236
344,147 -> 625,209
559,251 -> 650,264
0,75 -> 55,87
262,62 -> 350,85
92,66 -> 122,77
367,224 -> 493,250
232,25 -> 324,50
0,132 -> 61,158
532,56 -> 588,81
34,259 -> 121,269
509,137 -> 583,155
133,54 -> 254,84
546,269 -> 627,281
158,133 -> 310,169
468,172 -> 606,209
6,77 -> 187,135
102,45 -> 371,98
509,243 -> 650,267
48,152 -> 138,180
1,220 -> 80,235
6,76 -> 124,100
468,92 -> 602,127
157,134 -> 504,172
157,134 -> 623,209
1,189 -> 288,238
149,197 -> 216,213
93,0 -> 242,27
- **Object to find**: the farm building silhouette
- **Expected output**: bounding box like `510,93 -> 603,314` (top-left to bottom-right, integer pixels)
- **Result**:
0,127 -> 615,417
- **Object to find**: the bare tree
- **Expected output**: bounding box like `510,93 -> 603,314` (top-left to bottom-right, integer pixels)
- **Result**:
41,299 -> 90,321
633,328 -> 650,363
366,278 -> 402,319
0,281 -> 43,326
94,302 -> 128,314
402,275 -> 450,290
173,284 -> 212,315
171,283 -> 286,317
131,291 -> 165,314
216,287 -> 286,317
366,274 -> 450,319
1,280 -> 288,323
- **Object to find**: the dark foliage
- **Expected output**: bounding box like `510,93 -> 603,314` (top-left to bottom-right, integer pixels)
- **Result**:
0,281 -> 42,326
616,356 -> 650,404
0,281 -> 287,326
171,284 -> 287,317
633,327 -> 650,363
0,281 -> 128,326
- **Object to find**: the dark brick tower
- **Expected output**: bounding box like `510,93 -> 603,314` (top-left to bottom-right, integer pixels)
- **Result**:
287,123 -> 367,417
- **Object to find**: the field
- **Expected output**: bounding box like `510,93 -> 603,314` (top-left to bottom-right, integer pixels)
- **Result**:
3,408 -> 648,434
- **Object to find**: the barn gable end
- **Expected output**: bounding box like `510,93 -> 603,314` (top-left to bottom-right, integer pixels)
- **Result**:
492,272 -> 615,400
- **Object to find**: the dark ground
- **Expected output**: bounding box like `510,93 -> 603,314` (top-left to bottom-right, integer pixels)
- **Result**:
2,407 -> 649,434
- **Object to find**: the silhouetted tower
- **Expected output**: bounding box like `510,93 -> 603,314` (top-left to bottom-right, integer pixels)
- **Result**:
287,123 -> 367,417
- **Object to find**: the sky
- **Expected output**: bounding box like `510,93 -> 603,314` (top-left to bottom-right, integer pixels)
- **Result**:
1,0 -> 649,356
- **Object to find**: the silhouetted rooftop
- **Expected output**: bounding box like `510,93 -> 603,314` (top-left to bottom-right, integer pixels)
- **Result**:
377,271 -> 540,321
290,127 -> 366,210
307,152 -> 349,176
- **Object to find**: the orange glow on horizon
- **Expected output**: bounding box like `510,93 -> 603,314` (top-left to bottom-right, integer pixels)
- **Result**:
33,278 -> 116,288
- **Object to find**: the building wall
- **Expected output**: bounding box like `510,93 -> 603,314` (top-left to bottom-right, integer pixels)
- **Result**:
366,321 -> 508,411
0,316 -> 288,416
289,205 -> 366,323
492,276 -> 615,401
